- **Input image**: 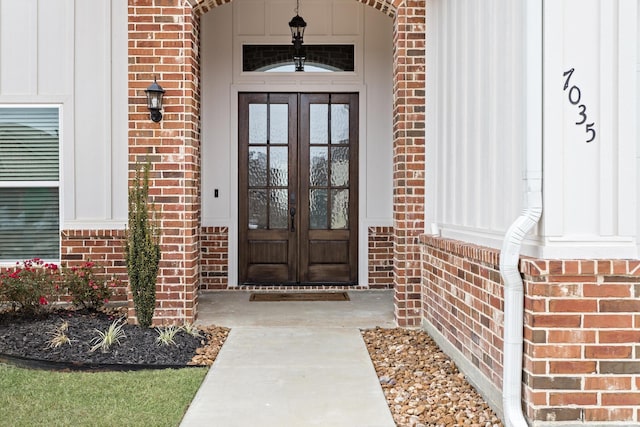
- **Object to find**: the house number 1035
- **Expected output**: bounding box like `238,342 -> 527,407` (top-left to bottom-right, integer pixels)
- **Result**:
563,68 -> 596,143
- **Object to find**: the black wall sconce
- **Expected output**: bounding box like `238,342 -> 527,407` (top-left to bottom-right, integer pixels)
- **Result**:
145,78 -> 165,122
288,0 -> 307,72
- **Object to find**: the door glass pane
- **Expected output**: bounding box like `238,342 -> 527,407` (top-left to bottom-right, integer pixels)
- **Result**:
331,104 -> 349,144
269,189 -> 288,229
269,146 -> 288,187
249,104 -> 267,144
331,189 -> 349,229
270,104 -> 288,144
249,147 -> 267,186
309,189 -> 328,229
309,104 -> 328,145
330,147 -> 349,186
248,189 -> 267,229
310,147 -> 328,186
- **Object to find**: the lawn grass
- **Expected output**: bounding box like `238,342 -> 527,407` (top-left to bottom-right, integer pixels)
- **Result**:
0,363 -> 208,427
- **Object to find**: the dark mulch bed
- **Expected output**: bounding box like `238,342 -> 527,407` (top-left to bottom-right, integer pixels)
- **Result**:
0,309 -> 204,370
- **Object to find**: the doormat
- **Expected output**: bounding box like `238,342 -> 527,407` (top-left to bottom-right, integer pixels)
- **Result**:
249,292 -> 350,302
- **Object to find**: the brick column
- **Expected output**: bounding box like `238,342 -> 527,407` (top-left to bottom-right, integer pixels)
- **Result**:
392,0 -> 426,327
128,0 -> 201,325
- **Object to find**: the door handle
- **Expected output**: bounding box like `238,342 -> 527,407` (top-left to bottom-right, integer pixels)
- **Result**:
289,207 -> 296,232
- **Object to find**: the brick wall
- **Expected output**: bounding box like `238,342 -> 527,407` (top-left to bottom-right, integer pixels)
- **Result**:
369,226 -> 394,289
61,229 -> 128,302
421,235 -> 640,425
421,235 -> 505,389
521,259 -> 640,424
200,226 -> 228,290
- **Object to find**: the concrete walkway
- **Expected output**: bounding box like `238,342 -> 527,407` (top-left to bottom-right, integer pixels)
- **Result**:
180,291 -> 396,427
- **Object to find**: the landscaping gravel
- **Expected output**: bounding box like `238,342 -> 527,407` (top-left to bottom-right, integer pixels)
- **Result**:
363,327 -> 503,427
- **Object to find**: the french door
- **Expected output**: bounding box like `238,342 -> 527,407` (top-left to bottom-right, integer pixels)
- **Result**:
238,93 -> 358,285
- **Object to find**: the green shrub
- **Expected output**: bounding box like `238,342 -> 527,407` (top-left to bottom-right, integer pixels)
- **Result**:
61,261 -> 117,310
0,258 -> 60,314
125,161 -> 161,328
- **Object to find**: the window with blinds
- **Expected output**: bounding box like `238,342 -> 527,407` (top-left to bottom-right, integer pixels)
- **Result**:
0,107 -> 60,261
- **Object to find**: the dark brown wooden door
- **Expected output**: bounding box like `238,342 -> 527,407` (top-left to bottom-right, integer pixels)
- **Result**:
239,93 -> 358,285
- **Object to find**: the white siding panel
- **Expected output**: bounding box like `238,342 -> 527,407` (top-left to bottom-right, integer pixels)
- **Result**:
202,3 -> 233,223
37,1 -> 70,95
110,0 -> 129,223
73,0 -> 110,221
364,7 -> 392,220
0,0 -> 37,95
427,0 -> 526,249
237,0 -> 265,35
333,1 -> 361,36
541,0 -> 637,258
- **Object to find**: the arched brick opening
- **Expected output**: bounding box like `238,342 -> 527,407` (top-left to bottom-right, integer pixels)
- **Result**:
127,0 -> 424,326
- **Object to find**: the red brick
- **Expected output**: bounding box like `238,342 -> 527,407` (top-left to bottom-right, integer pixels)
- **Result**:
601,393 -> 640,406
531,314 -> 581,328
584,314 -> 633,328
599,330 -> 640,343
600,299 -> 640,312
549,361 -> 596,374
547,329 -> 595,344
549,392 -> 597,406
585,345 -> 632,359
583,283 -> 632,297
549,299 -> 597,312
585,377 -> 631,390
585,408 -> 634,422
532,345 -> 582,359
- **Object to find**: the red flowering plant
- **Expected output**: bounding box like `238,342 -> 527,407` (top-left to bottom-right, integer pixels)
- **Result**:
0,258 -> 60,314
60,261 -> 118,310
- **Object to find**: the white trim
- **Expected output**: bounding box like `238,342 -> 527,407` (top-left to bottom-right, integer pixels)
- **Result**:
0,181 -> 59,188
62,221 -> 127,230
539,239 -> 638,260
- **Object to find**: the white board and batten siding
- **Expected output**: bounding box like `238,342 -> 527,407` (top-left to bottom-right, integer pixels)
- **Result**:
0,0 -> 128,229
427,0 -> 640,260
426,0 -> 527,252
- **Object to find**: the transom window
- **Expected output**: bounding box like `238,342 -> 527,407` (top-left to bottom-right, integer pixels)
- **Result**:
0,107 -> 60,262
243,44 -> 355,73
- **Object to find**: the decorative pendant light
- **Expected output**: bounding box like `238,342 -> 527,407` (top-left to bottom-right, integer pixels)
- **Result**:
288,0 -> 307,71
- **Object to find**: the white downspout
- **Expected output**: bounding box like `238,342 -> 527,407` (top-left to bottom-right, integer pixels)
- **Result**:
499,1 -> 543,426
